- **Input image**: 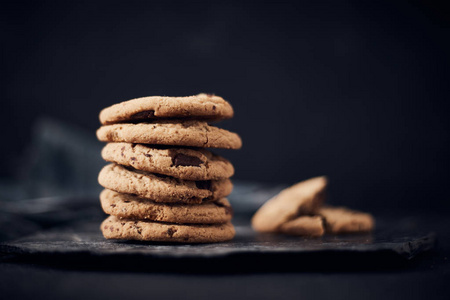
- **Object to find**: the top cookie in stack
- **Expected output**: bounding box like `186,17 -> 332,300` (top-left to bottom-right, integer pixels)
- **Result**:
96,94 -> 242,243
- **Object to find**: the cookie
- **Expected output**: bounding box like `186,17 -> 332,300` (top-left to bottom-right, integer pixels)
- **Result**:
251,176 -> 327,233
279,216 -> 325,237
98,164 -> 233,204
99,94 -> 234,125
100,189 -> 233,224
101,143 -> 234,180
101,215 -> 235,243
319,206 -> 375,234
96,120 -> 242,149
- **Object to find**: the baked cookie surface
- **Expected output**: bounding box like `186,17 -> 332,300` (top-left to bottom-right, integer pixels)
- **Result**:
99,94 -> 234,125
100,189 -> 233,224
101,215 -> 235,243
96,120 -> 242,149
98,164 -> 233,204
101,143 -> 234,180
319,206 -> 375,234
279,216 -> 325,237
251,176 -> 327,233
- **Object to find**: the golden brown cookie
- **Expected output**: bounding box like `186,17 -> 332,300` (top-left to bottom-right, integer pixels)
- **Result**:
101,143 -> 234,180
98,164 -> 233,204
100,189 -> 233,224
319,206 -> 375,234
101,215 -> 235,243
251,176 -> 327,233
279,216 -> 325,237
96,120 -> 242,149
99,94 -> 234,125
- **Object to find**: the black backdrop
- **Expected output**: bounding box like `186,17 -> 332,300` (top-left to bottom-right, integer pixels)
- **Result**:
2,0 -> 449,212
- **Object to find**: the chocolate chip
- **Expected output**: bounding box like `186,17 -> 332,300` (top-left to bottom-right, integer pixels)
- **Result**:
224,206 -> 233,215
130,110 -> 155,120
144,153 -> 152,158
167,227 -> 177,237
131,157 -> 136,161
212,105 -> 216,110
173,154 -> 204,167
213,202 -> 232,215
110,204 -> 116,207
195,180 -> 212,190
133,224 -> 142,235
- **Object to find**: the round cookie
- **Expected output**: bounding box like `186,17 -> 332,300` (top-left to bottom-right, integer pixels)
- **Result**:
101,215 -> 235,243
100,189 -> 233,224
101,143 -> 234,180
96,120 -> 242,149
98,163 -> 233,204
99,94 -> 234,125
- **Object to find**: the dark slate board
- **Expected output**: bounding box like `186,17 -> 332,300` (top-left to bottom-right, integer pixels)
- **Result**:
0,191 -> 438,272
0,217 -> 436,272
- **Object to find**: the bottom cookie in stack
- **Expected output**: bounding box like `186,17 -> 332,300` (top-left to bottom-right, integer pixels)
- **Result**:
100,189 -> 235,243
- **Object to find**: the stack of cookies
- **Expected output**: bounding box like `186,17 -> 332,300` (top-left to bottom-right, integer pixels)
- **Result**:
96,94 -> 242,243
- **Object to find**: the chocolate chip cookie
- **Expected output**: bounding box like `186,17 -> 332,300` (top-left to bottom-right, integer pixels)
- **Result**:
98,163 -> 232,204
251,176 -> 327,233
101,143 -> 234,180
279,216 -> 325,237
252,176 -> 375,236
99,94 -> 234,125
319,206 -> 375,234
96,120 -> 242,149
100,189 -> 233,224
101,215 -> 235,243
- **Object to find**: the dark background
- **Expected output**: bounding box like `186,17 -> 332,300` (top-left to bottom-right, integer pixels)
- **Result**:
1,0 -> 449,212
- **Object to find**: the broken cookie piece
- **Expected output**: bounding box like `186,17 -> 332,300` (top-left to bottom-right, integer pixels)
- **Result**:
319,206 -> 375,234
251,176 -> 327,233
279,216 -> 325,237
251,176 -> 375,237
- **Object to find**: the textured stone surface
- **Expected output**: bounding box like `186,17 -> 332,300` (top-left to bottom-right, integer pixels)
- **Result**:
0,216 -> 435,262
